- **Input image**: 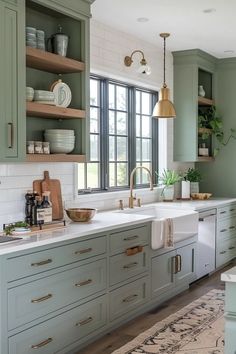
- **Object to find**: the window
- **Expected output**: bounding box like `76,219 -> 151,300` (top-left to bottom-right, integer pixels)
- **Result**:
78,76 -> 158,192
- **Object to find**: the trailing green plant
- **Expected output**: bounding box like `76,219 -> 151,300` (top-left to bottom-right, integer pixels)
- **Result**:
4,221 -> 29,235
183,168 -> 202,182
155,169 -> 181,186
198,105 -> 236,156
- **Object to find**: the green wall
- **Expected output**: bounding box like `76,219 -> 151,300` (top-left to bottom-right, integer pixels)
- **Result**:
198,58 -> 236,196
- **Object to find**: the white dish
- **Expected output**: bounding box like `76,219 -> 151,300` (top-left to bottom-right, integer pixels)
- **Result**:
34,100 -> 56,105
50,145 -> 74,154
51,80 -> 72,108
45,129 -> 74,135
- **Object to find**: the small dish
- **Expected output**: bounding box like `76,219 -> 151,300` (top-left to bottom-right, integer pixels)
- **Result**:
50,79 -> 72,108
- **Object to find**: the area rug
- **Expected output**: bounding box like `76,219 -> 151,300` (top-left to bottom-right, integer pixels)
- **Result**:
112,289 -> 225,354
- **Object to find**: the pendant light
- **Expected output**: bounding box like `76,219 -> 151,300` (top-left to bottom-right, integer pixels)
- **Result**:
152,33 -> 176,119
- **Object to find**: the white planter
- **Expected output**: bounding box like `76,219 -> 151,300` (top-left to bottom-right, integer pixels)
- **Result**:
181,181 -> 190,199
190,182 -> 199,194
163,185 -> 174,201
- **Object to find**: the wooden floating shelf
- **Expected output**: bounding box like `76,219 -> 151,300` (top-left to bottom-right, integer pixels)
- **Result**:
198,97 -> 214,106
26,154 -> 86,163
26,102 -> 86,119
26,47 -> 85,74
198,127 -> 213,135
197,156 -> 215,162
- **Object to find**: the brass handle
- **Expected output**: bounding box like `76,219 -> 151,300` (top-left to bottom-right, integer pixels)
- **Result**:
220,229 -> 227,233
75,247 -> 92,255
7,123 -> 13,148
76,316 -> 93,326
229,246 -> 235,250
220,251 -> 227,254
31,259 -> 52,267
229,226 -> 235,230
123,262 -> 138,269
176,254 -> 182,273
123,235 -> 138,241
31,294 -> 53,303
75,279 -> 92,287
31,337 -> 53,349
122,294 -> 138,303
172,256 -> 178,274
220,211 -> 227,214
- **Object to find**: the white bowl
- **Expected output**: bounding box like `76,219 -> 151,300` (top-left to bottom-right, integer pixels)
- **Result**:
45,129 -> 75,135
26,87 -> 34,101
50,144 -> 75,154
34,90 -> 55,101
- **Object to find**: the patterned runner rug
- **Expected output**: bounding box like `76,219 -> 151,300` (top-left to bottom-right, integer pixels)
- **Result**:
112,289 -> 225,354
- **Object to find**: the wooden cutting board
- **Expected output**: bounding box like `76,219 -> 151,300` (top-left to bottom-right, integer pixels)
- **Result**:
32,179 -> 42,196
41,171 -> 64,220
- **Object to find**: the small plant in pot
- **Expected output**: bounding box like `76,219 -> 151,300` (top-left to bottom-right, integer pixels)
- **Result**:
155,169 -> 181,201
184,168 -> 202,194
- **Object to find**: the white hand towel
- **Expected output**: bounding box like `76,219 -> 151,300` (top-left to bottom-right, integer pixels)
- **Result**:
151,218 -> 165,250
164,218 -> 174,248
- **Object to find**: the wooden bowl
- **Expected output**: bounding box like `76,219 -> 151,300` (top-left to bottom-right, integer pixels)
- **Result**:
191,193 -> 212,200
65,208 -> 97,222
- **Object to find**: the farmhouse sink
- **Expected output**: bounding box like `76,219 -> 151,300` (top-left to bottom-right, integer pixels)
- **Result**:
118,205 -> 198,248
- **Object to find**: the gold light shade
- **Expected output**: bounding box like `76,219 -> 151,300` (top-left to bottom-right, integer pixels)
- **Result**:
152,86 -> 176,118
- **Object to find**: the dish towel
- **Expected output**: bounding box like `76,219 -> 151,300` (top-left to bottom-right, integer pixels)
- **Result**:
151,218 -> 165,250
164,218 -> 174,248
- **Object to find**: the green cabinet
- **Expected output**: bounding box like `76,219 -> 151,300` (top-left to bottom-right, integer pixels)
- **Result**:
173,49 -> 216,162
0,0 -> 25,161
152,242 -> 196,298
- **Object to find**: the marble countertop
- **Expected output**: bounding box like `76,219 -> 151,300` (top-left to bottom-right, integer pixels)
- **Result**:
221,266 -> 236,282
153,198 -> 236,211
0,212 -> 153,256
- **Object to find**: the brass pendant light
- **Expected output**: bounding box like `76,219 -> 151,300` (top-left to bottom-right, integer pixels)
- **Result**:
152,33 -> 176,119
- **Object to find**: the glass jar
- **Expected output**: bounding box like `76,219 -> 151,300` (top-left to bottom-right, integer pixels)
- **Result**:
34,141 -> 43,154
26,141 -> 34,154
43,141 -> 50,154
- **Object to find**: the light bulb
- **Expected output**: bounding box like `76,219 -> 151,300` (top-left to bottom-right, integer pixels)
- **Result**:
137,64 -> 151,75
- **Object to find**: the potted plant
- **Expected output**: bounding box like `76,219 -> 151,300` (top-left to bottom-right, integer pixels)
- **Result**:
156,169 -> 181,201
184,168 -> 202,194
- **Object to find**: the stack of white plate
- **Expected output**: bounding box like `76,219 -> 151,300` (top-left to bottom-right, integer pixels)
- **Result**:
36,30 -> 45,51
26,27 -> 37,48
34,90 -> 55,105
44,129 -> 75,154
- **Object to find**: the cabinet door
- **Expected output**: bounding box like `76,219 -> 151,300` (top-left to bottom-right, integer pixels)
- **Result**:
176,243 -> 196,285
1,0 -> 25,160
151,250 -> 175,298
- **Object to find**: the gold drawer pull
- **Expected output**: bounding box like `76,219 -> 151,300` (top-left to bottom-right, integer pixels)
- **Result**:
31,337 -> 53,349
122,294 -> 138,303
230,209 -> 235,212
31,259 -> 52,267
229,226 -> 235,230
125,246 -> 143,256
75,247 -> 92,255
220,211 -> 227,214
75,279 -> 92,287
76,316 -> 93,326
220,251 -> 227,254
220,229 -> 227,233
123,235 -> 139,241
229,246 -> 235,250
31,294 -> 53,303
123,262 -> 138,269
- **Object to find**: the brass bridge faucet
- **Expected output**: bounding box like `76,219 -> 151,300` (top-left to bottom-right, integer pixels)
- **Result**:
129,166 -> 154,208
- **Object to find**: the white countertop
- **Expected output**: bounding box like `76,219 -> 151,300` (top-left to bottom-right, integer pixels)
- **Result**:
221,266 -> 236,283
154,198 -> 236,211
0,212 -> 153,256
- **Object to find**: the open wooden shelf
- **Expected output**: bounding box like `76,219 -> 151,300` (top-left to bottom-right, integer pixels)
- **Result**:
26,154 -> 86,163
198,96 -> 214,106
26,102 -> 86,119
26,47 -> 85,74
198,127 -> 213,135
197,156 -> 215,162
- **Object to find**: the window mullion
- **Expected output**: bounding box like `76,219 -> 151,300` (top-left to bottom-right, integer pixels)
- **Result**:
100,78 -> 109,190
128,86 -> 135,185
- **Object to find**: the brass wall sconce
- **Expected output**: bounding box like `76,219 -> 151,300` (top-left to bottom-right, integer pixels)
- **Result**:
124,50 -> 151,75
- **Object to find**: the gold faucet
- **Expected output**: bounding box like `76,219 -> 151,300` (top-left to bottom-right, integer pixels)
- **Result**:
129,166 -> 154,208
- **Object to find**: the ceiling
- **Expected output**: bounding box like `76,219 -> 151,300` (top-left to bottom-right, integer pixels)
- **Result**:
91,0 -> 236,59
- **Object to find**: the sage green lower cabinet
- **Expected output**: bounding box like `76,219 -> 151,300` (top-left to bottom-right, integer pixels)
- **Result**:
0,222 -> 199,354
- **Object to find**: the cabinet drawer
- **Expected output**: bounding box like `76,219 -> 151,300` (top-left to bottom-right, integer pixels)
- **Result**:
9,294 -> 107,354
109,277 -> 150,321
109,246 -> 149,286
6,236 -> 106,281
216,238 -> 236,268
110,225 -> 149,255
8,258 -> 106,330
217,218 -> 236,241
217,204 -> 236,220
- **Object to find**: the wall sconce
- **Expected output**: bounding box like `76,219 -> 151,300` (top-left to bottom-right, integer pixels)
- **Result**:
124,50 -> 151,75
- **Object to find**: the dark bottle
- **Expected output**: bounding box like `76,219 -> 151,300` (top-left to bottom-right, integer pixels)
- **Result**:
35,196 -> 44,225
25,190 -> 33,225
41,192 -> 52,223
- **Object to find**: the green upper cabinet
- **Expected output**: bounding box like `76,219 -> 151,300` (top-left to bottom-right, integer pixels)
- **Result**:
172,49 -> 216,162
0,0 -> 26,161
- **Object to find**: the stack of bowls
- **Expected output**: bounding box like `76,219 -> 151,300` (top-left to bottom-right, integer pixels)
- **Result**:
36,30 -> 45,51
44,129 -> 75,154
26,87 -> 34,101
26,27 -> 37,48
34,90 -> 55,105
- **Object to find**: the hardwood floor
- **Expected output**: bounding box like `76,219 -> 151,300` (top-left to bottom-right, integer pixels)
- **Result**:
76,262 -> 235,354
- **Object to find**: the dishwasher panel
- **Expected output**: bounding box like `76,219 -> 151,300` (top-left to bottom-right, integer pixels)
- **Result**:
196,209 -> 216,279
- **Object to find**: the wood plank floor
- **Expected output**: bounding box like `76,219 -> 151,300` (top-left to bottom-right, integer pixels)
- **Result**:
76,262 -> 235,354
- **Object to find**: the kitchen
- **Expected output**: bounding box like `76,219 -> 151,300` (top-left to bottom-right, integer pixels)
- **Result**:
0,0 -> 236,353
